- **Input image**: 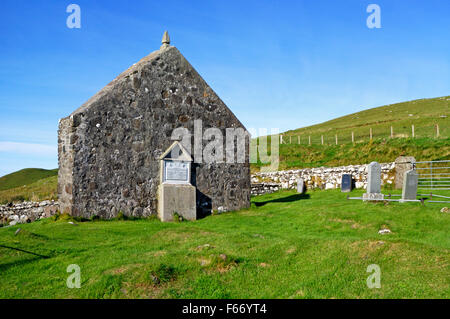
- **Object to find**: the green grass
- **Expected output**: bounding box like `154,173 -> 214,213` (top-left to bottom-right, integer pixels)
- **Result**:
1,189 -> 448,299
0,175 -> 58,204
0,168 -> 58,191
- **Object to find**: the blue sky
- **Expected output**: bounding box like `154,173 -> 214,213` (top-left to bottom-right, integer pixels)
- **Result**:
0,0 -> 449,177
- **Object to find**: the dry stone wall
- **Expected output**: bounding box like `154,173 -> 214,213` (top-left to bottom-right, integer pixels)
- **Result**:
251,162 -> 395,195
0,201 -> 59,226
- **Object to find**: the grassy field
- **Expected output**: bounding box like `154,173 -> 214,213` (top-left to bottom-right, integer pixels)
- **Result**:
0,189 -> 448,299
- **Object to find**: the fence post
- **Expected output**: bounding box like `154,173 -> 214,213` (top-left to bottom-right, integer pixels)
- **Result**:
436,124 -> 440,137
335,134 -> 338,145
370,128 -> 373,140
321,135 -> 324,145
298,136 -> 300,144
412,124 -> 415,138
391,126 -> 394,138
352,131 -> 354,143
289,136 -> 292,144
309,136 -> 311,145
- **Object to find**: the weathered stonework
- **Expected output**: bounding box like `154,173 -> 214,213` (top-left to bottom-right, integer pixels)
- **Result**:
394,156 -> 416,189
58,39 -> 250,219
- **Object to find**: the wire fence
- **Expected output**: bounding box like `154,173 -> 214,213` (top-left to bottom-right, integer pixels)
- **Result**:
280,122 -> 448,145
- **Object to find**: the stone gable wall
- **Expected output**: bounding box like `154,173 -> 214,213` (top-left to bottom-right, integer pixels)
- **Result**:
58,47 -> 250,219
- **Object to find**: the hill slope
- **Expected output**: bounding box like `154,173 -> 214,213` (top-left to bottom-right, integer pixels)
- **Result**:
253,96 -> 450,171
0,175 -> 58,204
0,168 -> 58,192
284,96 -> 449,142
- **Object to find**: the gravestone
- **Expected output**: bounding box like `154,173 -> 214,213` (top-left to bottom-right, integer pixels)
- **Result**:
395,156 -> 416,189
297,178 -> 305,194
341,174 -> 352,192
157,142 -> 196,222
401,169 -> 418,201
363,162 -> 384,201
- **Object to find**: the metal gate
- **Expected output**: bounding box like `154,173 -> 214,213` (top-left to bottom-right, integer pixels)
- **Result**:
414,160 -> 450,203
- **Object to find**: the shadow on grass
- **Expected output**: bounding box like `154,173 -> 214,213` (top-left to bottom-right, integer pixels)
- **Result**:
0,244 -> 50,259
0,244 -> 51,272
0,256 -> 46,272
253,193 -> 311,207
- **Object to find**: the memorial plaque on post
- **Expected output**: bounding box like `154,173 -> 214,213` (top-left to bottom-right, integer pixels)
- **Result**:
341,174 -> 352,192
164,160 -> 190,183
157,141 -> 196,222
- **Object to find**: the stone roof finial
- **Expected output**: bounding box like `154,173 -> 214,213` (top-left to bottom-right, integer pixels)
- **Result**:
161,31 -> 170,50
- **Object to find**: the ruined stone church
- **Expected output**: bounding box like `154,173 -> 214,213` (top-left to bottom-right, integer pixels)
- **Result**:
58,32 -> 250,220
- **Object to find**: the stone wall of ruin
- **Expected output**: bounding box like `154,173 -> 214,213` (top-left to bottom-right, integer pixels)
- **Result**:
58,46 -> 250,219
57,117 -> 74,214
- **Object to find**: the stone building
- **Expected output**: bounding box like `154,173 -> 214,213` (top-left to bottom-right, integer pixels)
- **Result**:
58,32 -> 250,220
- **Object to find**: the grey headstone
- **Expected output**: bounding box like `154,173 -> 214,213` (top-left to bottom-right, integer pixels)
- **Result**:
401,169 -> 418,201
341,174 -> 352,192
363,162 -> 384,201
367,161 -> 381,194
297,178 -> 305,194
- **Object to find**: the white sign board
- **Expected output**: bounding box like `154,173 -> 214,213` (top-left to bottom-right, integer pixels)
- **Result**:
164,160 -> 190,183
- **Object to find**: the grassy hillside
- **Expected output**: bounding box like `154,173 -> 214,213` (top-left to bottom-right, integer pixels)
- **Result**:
284,96 -> 450,142
253,137 -> 450,172
0,168 -> 58,192
0,175 -> 58,204
0,189 -> 448,298
253,96 -> 450,171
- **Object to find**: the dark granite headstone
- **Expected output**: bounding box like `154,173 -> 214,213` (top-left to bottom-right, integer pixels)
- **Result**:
341,174 -> 352,192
